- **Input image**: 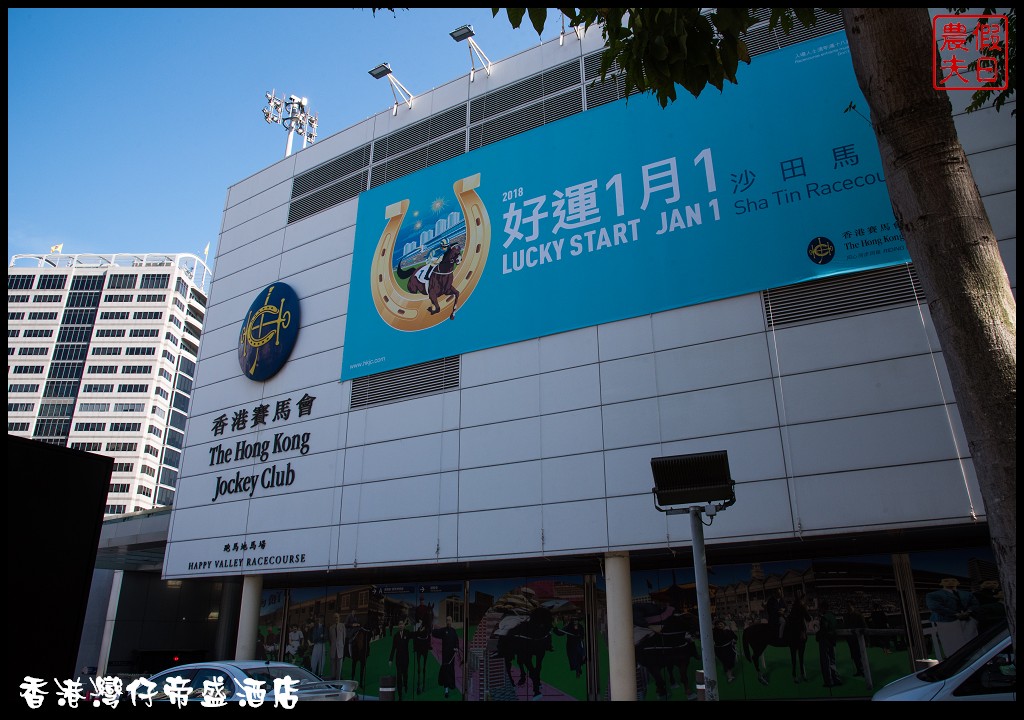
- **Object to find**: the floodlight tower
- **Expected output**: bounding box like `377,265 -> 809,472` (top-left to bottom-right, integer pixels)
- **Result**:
262,90 -> 318,158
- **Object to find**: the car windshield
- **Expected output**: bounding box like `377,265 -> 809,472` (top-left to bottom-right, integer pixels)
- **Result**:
918,620 -> 1009,682
243,666 -> 329,688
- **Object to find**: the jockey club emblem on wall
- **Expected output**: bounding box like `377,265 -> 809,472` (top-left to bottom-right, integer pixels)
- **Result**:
370,174 -> 490,332
238,282 -> 301,381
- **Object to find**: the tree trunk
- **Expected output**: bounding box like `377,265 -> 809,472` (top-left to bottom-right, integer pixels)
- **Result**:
842,8 -> 1016,652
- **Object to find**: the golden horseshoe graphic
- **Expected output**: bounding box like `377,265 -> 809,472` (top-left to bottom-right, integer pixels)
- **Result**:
370,174 -> 490,332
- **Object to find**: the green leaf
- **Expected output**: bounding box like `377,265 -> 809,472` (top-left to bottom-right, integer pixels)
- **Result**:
527,7 -> 548,36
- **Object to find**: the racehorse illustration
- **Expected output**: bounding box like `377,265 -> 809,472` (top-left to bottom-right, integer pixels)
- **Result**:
634,610 -> 700,700
742,610 -> 810,686
402,239 -> 463,319
411,602 -> 435,695
493,606 -> 554,699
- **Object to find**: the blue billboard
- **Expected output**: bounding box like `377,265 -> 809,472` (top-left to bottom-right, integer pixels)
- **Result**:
342,32 -> 907,380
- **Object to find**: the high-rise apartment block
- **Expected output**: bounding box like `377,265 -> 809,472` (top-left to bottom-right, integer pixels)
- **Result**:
8,252 -> 211,515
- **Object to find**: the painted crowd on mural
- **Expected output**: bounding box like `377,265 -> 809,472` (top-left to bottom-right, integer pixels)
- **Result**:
255,546 -> 1005,701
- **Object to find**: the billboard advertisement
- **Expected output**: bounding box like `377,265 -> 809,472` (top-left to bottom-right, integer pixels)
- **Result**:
343,32 -> 906,380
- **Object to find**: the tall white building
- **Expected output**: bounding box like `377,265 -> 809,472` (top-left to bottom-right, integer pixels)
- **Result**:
8,252 -> 211,516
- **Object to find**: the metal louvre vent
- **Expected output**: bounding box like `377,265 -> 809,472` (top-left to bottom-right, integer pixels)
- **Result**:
291,145 -> 371,199
369,132 -> 467,189
287,170 -> 368,224
744,9 -> 845,58
469,59 -> 580,124
763,264 -> 924,328
372,105 -> 468,163
350,355 -> 460,410
469,87 -> 582,151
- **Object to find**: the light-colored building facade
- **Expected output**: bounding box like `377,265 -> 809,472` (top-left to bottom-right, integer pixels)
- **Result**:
8,252 -> 211,515
153,11 -> 1013,701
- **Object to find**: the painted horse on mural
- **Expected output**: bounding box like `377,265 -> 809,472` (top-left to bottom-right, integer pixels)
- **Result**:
493,606 -> 555,699
743,599 -> 811,686
634,608 -> 700,700
347,624 -> 372,694
401,237 -> 463,319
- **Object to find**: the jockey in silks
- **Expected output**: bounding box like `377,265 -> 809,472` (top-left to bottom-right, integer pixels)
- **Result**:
414,237 -> 451,288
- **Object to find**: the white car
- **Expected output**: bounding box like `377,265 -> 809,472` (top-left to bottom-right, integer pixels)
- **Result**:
140,661 -> 359,704
873,621 -> 1015,701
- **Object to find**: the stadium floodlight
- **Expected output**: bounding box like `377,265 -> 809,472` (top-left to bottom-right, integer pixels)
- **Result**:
650,450 -> 736,703
262,89 -> 317,158
369,62 -> 414,115
450,24 -> 492,81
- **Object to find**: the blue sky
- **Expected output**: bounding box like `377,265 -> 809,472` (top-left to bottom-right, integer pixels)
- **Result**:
7,8 -> 564,266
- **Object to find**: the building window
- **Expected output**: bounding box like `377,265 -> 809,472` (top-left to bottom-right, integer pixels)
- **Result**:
117,383 -> 150,393
69,441 -> 102,451
91,347 -> 122,356
39,402 -> 74,417
95,328 -> 126,338
62,309 -> 97,325
33,419 -> 70,437
114,402 -> 145,412
136,293 -> 166,303
129,328 -> 159,338
77,403 -> 110,412
168,315 -> 182,328
81,383 -> 114,393
45,381 -> 80,397
13,366 -> 44,374
8,294 -> 30,303
9,312 -> 26,320
136,484 -> 153,497
109,483 -> 131,493
107,274 -> 137,289
110,422 -> 142,432
17,347 -> 48,356
31,294 -> 62,303
8,329 -> 20,338
8,403 -> 34,412
140,273 -> 170,289
103,294 -> 133,303
87,365 -> 117,375
155,386 -> 169,399
99,311 -> 130,320
52,345 -> 87,361
121,365 -> 152,374
70,275 -> 103,291
145,444 -> 160,457
148,425 -> 162,439
23,329 -> 54,338
59,327 -> 91,343
159,368 -> 173,382
111,463 -> 134,474
37,274 -> 68,290
8,422 -> 30,432
104,505 -> 126,515
66,291 -> 101,308
8,275 -> 34,290
8,383 -> 40,393
74,422 -> 106,432
125,347 -> 156,356
140,464 -> 157,477
132,311 -> 162,320
28,312 -> 57,320
106,442 -> 138,452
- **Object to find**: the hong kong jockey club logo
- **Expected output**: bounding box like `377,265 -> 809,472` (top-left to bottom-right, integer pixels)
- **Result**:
807,236 -> 835,265
238,283 -> 300,381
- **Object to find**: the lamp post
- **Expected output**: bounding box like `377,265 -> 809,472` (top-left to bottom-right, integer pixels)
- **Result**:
262,90 -> 318,158
650,450 -> 737,702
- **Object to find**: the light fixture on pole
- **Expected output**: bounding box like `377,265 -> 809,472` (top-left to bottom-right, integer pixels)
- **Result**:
450,24 -> 492,82
369,62 -> 414,116
262,89 -> 318,158
650,450 -> 736,702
